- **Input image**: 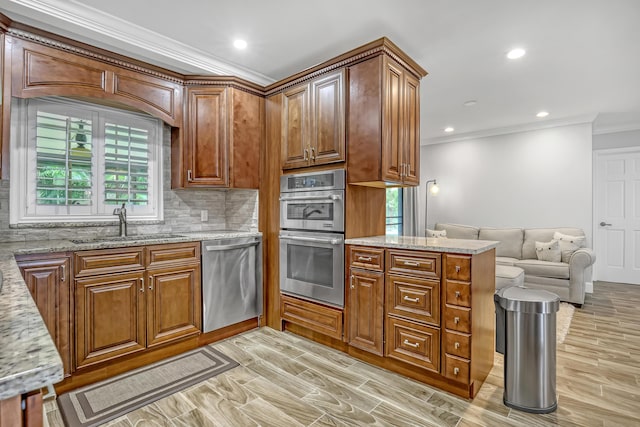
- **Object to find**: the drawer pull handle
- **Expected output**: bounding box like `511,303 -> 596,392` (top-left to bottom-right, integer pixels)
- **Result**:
455,265 -> 461,272
140,277 -> 144,293
454,316 -> 460,324
403,339 -> 420,348
358,256 -> 372,262
453,367 -> 460,375
403,296 -> 420,303
455,291 -> 461,298
403,261 -> 420,266
454,342 -> 460,349
148,276 -> 154,291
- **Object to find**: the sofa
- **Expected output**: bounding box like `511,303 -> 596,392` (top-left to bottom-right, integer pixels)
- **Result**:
434,223 -> 596,306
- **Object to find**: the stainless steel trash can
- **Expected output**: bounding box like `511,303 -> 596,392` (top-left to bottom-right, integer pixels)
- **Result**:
494,286 -> 560,413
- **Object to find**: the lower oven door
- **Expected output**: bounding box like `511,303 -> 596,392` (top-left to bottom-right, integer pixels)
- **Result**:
279,230 -> 345,308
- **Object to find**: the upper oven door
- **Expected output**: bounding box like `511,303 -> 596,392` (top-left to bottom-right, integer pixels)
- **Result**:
279,190 -> 344,232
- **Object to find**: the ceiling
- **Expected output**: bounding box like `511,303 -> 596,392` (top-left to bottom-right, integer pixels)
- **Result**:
1,0 -> 639,143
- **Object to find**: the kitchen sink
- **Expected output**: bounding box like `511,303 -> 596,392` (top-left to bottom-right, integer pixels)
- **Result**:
70,234 -> 185,244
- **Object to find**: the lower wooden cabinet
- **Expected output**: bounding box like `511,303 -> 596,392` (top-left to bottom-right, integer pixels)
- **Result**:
75,272 -> 146,369
74,242 -> 202,370
146,264 -> 201,348
347,268 -> 384,355
280,294 -> 343,340
16,253 -> 72,378
385,315 -> 440,372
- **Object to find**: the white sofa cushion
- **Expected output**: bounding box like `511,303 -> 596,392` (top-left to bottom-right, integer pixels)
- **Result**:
514,259 -> 570,279
435,223 -> 480,239
535,240 -> 562,262
522,227 -> 585,260
479,228 -> 523,259
426,229 -> 447,237
496,256 -> 518,266
553,231 -> 586,263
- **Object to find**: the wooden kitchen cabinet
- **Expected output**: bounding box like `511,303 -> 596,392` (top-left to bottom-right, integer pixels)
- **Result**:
179,86 -> 262,188
281,69 -> 345,169
74,242 -> 202,370
348,267 -> 384,355
75,271 -> 146,369
16,253 -> 73,377
347,55 -> 423,186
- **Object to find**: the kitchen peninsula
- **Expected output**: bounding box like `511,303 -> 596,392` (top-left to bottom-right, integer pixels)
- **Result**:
346,235 -> 497,398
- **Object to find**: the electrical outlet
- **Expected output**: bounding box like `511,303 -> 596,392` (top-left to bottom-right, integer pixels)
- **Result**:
200,210 -> 208,222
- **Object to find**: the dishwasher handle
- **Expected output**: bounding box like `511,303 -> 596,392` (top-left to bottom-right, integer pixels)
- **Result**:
204,241 -> 260,252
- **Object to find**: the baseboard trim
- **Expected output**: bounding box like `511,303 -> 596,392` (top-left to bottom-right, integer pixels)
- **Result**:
585,281 -> 593,293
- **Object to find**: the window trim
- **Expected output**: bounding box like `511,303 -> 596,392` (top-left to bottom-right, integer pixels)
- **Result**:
10,97 -> 164,225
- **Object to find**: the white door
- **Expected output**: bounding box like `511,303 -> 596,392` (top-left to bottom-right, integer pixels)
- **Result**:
594,148 -> 640,284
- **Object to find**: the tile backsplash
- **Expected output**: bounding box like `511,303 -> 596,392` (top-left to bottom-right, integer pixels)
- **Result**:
0,125 -> 258,243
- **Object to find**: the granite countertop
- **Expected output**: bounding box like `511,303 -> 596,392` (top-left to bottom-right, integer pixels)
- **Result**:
345,235 -> 498,254
0,230 -> 261,400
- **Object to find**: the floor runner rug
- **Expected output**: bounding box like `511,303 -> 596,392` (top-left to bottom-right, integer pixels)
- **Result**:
58,346 -> 237,427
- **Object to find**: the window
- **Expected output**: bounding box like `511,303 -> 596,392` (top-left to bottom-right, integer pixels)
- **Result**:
10,97 -> 163,224
385,187 -> 403,235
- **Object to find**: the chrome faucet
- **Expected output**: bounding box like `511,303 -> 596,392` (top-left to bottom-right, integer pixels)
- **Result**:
113,203 -> 127,237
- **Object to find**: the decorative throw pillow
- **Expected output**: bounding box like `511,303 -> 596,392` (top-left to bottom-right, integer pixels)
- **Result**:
553,232 -> 585,263
426,229 -> 447,238
535,240 -> 561,262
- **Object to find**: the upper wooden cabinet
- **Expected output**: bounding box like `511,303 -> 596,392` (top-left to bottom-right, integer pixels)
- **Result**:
175,85 -> 262,188
8,37 -> 183,126
281,69 -> 345,169
347,55 -> 422,186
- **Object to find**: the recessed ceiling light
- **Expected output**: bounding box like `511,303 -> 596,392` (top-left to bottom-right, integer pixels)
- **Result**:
233,39 -> 247,50
536,111 -> 549,118
463,100 -> 477,107
444,127 -> 454,133
507,48 -> 526,59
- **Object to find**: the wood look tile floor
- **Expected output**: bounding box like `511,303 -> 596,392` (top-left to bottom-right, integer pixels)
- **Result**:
44,281 -> 640,426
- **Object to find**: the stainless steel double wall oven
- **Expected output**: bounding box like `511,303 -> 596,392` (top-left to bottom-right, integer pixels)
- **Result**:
279,169 -> 345,307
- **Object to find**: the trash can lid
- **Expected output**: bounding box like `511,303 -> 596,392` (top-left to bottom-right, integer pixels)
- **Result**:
496,286 -> 560,314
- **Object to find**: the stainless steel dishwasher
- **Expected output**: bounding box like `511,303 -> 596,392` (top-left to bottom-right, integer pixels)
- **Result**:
201,236 -> 262,333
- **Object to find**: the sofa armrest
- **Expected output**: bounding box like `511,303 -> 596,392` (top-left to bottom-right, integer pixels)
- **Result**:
568,248 -> 596,304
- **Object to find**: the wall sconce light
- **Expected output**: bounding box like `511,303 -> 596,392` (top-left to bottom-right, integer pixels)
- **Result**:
425,179 -> 439,233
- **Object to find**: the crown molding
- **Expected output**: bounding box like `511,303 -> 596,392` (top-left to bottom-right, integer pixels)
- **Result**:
592,121 -> 640,135
5,0 -> 276,86
422,114 -> 598,146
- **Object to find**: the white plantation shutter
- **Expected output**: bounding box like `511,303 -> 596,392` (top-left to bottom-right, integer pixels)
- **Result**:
11,97 -> 163,224
35,111 -> 93,206
104,123 -> 150,205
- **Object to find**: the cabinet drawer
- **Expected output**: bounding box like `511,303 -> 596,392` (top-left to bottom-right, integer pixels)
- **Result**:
443,354 -> 470,384
445,255 -> 471,281
385,316 -> 440,372
444,280 -> 471,308
281,295 -> 343,340
146,242 -> 200,269
386,274 -> 440,326
349,246 -> 384,271
444,305 -> 471,333
387,250 -> 441,278
444,330 -> 471,359
74,247 -> 144,277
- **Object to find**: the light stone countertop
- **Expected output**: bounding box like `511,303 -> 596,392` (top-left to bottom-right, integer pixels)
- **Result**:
0,230 -> 261,400
345,235 -> 498,254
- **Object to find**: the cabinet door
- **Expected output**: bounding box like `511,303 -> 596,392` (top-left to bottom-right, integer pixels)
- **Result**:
348,268 -> 384,355
75,272 -> 146,369
310,70 -> 345,165
402,73 -> 420,185
146,264 -> 201,347
281,83 -> 310,169
18,256 -> 72,377
185,87 -> 228,186
229,88 -> 262,189
381,57 -> 404,183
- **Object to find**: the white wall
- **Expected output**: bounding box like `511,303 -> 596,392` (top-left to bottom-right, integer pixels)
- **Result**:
593,129 -> 640,150
418,123 -> 593,244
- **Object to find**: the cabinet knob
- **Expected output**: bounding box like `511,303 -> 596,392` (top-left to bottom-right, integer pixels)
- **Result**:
148,276 -> 154,291
455,291 -> 461,298
187,169 -> 193,182
454,316 -> 460,324
453,367 -> 460,375
455,265 -> 461,273
454,342 -> 460,349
